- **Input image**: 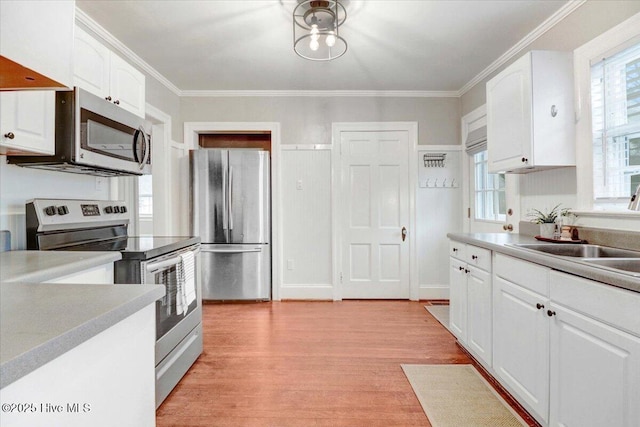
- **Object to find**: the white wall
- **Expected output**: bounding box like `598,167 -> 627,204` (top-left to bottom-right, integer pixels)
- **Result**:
280,148 -> 333,299
0,159 -> 111,249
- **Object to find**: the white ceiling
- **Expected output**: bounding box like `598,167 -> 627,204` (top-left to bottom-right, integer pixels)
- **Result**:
76,0 -> 572,94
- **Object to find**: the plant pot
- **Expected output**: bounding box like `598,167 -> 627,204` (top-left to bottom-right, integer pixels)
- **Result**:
539,223 -> 555,239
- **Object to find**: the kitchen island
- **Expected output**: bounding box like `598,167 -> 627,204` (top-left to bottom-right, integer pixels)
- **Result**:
0,251 -> 165,427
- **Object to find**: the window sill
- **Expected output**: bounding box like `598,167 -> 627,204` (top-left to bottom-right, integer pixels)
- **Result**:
572,210 -> 640,219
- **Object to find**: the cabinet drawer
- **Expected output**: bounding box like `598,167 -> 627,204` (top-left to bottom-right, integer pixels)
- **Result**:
494,253 -> 549,296
449,241 -> 466,261
550,271 -> 640,337
466,245 -> 491,272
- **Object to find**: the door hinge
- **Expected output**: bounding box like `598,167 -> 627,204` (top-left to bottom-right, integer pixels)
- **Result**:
467,208 -> 471,218
340,272 -> 343,283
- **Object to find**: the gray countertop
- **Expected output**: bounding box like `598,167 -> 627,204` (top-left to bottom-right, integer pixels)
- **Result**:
0,282 -> 165,389
1,250 -> 122,283
447,233 -> 640,293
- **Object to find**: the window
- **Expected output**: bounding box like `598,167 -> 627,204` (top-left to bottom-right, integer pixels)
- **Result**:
591,42 -> 640,207
473,150 -> 506,221
138,175 -> 153,216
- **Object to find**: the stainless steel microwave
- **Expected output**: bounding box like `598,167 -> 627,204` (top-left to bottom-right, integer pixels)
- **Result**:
8,87 -> 151,177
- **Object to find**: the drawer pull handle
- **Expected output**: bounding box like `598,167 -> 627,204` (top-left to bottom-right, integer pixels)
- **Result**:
547,310 -> 556,317
464,269 -> 470,274
4,132 -> 15,139
536,303 -> 545,310
471,255 -> 478,260
458,266 -> 464,271
452,248 -> 458,252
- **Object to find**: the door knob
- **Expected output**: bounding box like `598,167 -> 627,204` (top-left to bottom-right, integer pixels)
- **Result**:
4,132 -> 15,139
401,227 -> 407,242
503,224 -> 513,231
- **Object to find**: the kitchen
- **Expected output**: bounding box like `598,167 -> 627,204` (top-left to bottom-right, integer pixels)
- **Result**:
1,0 -> 640,426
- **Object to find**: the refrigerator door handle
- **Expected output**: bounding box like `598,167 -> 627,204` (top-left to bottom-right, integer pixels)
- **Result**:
222,160 -> 228,231
201,247 -> 262,254
228,166 -> 234,230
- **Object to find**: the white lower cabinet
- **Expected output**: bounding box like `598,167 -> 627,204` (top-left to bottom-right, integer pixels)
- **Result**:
449,256 -> 467,342
448,241 -> 492,369
44,263 -> 114,284
492,254 -> 640,427
493,275 -> 550,424
548,272 -> 640,427
466,266 -> 492,366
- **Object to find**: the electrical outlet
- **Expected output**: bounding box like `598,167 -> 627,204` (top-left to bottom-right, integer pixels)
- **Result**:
287,259 -> 294,270
296,179 -> 303,190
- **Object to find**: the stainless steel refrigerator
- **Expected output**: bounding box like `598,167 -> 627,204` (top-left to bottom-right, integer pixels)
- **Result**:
190,149 -> 270,300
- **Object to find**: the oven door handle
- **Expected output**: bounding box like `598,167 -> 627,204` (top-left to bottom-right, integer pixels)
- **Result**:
145,248 -> 200,273
145,256 -> 182,273
201,247 -> 262,254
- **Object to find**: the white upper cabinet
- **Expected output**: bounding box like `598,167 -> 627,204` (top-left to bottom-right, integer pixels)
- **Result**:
486,51 -> 575,174
74,27 -> 146,118
0,0 -> 74,90
0,91 -> 55,155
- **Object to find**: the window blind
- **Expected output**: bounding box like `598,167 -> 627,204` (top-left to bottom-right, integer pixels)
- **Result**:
591,42 -> 640,201
465,125 -> 487,155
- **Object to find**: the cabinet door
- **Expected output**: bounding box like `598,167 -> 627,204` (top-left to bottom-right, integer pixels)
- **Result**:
487,52 -> 532,173
493,276 -> 549,424
549,303 -> 640,427
0,91 -> 55,155
74,26 -> 111,99
466,266 -> 492,368
449,257 -> 467,343
110,53 -> 146,118
0,0 -> 74,89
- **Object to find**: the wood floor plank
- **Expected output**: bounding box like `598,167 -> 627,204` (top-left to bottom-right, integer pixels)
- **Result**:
156,301 -> 475,426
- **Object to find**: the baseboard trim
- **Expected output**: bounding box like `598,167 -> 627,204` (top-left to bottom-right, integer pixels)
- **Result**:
418,285 -> 450,300
278,284 -> 335,301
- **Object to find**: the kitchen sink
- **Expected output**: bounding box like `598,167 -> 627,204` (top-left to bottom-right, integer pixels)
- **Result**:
512,244 -> 640,258
580,258 -> 640,277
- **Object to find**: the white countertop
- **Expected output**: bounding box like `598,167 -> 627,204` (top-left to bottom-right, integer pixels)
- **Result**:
1,250 -> 122,283
0,250 -> 165,389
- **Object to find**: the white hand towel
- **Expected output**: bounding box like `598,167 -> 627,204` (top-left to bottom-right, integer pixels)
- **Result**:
181,251 -> 197,309
176,256 -> 185,315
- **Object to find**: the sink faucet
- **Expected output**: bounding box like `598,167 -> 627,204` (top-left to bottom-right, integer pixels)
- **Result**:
630,184 -> 640,211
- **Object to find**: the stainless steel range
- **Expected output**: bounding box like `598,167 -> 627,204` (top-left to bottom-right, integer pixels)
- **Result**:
26,198 -> 202,408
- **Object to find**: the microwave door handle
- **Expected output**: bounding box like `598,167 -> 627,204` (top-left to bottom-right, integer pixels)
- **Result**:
140,126 -> 150,170
133,125 -> 149,170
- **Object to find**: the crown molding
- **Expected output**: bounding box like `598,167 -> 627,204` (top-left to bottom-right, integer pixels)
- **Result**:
75,7 -> 182,96
76,1 -> 585,99
457,0 -> 586,97
180,90 -> 459,98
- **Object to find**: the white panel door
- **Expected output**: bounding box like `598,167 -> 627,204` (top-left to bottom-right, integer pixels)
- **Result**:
74,26 -> 111,99
449,257 -> 467,342
340,130 -> 410,299
110,53 -> 145,118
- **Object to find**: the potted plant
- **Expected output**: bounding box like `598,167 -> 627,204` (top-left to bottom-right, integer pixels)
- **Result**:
527,204 -> 572,238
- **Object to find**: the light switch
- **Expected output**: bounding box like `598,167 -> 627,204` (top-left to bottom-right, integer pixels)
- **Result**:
296,179 -> 303,190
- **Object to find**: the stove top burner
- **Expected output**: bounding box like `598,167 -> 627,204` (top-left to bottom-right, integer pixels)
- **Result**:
26,199 -> 199,259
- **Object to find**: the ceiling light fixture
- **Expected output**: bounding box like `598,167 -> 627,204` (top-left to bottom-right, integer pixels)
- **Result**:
293,0 -> 347,61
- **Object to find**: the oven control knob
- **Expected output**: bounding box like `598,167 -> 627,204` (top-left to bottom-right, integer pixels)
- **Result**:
120,206 -> 127,213
104,206 -> 114,214
113,206 -> 121,213
57,205 -> 69,215
44,205 -> 57,216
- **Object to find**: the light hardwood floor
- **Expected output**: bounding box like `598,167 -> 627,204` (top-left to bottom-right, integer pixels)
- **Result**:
156,301 -> 532,426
